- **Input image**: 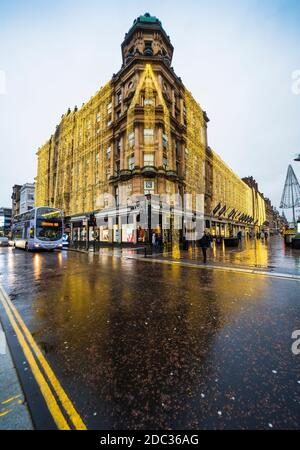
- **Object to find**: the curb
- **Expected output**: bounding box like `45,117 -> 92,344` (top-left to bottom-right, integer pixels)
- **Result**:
0,319 -> 33,430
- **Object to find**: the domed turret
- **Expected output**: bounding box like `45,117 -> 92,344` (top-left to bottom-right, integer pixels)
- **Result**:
121,13 -> 174,67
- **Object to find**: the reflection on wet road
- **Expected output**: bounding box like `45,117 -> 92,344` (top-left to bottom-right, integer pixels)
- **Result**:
0,241 -> 300,429
158,236 -> 300,275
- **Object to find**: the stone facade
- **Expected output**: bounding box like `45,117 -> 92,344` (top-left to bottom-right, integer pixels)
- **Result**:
20,183 -> 35,214
36,13 -> 267,246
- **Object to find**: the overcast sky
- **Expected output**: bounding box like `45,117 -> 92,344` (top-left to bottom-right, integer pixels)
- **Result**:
0,0 -> 300,219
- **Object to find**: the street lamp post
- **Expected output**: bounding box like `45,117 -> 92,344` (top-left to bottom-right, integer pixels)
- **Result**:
293,155 -> 300,224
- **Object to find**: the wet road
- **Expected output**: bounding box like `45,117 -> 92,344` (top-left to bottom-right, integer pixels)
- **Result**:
0,240 -> 300,430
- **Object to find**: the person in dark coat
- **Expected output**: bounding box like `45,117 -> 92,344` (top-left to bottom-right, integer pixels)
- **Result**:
199,232 -> 211,263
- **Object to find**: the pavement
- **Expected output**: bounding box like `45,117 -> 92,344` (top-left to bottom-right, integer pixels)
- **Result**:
0,320 -> 33,429
123,235 -> 300,276
0,235 -> 300,430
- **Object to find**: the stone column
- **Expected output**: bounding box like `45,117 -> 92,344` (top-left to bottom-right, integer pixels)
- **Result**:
180,98 -> 184,125
111,95 -> 115,122
120,136 -> 124,170
134,125 -> 140,167
180,139 -> 186,177
172,89 -> 176,117
110,140 -> 115,176
121,86 -> 124,115
108,217 -> 113,243
157,126 -> 163,167
119,214 -> 123,244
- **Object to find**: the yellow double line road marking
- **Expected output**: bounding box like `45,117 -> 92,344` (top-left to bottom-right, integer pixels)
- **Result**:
0,283 -> 86,430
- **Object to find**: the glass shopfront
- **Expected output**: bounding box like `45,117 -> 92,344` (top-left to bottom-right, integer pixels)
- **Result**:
137,226 -> 146,243
113,224 -> 119,243
122,224 -> 136,243
99,226 -> 109,242
72,223 -> 86,242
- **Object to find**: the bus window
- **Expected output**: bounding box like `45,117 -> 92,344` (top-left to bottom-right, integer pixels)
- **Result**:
36,220 -> 63,241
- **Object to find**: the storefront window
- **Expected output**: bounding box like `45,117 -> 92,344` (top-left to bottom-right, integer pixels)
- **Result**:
113,225 -> 119,242
100,226 -> 109,242
89,226 -> 94,241
137,227 -> 145,243
81,227 -> 86,241
122,224 -> 136,243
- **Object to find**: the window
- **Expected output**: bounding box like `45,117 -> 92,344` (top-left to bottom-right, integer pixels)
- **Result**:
163,133 -> 168,148
96,111 -> 101,122
107,147 -> 111,159
163,157 -> 168,170
144,98 -> 154,106
128,132 -> 135,148
175,141 -> 180,158
117,139 -> 122,153
36,220 -> 63,241
128,156 -> 135,170
144,153 -> 154,166
144,180 -> 155,195
144,40 -> 153,55
116,92 -> 122,105
144,128 -> 154,145
107,103 -> 112,126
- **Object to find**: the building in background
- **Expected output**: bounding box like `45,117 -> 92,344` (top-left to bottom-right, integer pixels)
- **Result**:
0,207 -> 12,237
263,198 -> 289,233
243,176 -> 288,234
19,183 -> 35,214
36,13 -> 267,247
11,184 -> 22,217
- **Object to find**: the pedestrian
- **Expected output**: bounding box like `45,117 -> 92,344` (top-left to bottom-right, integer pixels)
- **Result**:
152,232 -> 156,247
199,231 -> 211,263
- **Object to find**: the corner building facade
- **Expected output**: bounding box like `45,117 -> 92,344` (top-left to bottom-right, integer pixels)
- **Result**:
36,13 -> 266,247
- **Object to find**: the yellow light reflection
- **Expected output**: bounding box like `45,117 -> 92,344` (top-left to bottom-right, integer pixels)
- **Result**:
33,254 -> 41,280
